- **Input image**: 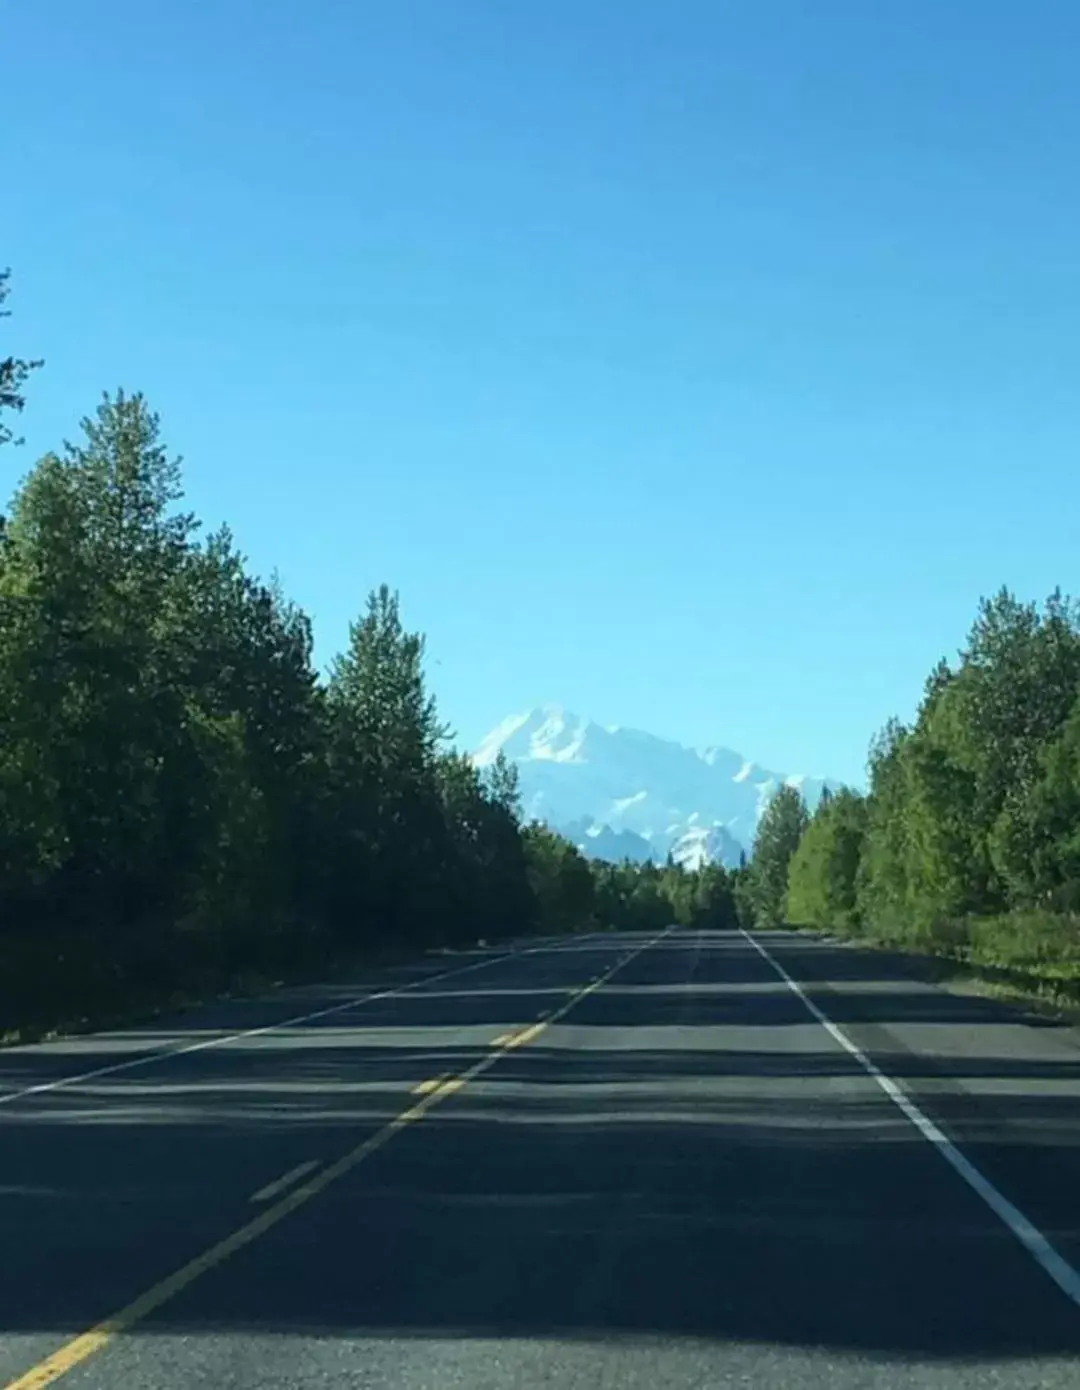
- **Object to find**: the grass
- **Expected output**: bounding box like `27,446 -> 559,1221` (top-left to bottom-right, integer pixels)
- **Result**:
801,908 -> 1080,1018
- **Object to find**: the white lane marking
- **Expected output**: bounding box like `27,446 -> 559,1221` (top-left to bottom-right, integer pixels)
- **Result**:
0,942 -> 550,1109
250,1159 -> 320,1203
741,928 -> 1080,1309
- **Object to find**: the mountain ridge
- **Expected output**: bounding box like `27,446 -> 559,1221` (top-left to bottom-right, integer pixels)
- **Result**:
473,704 -> 841,868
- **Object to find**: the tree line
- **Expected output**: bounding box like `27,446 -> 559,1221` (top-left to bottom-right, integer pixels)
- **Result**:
742,590 -> 1080,991
0,272 -> 739,1039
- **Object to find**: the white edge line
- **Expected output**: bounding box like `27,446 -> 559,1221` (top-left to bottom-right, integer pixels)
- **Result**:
740,927 -> 1080,1309
0,942 -> 546,1109
250,1159 -> 320,1204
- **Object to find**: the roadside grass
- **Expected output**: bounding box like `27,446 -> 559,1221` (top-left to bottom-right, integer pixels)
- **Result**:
794,909 -> 1080,1019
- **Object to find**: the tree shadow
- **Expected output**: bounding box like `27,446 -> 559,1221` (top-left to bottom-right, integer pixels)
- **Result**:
1,930 -> 1079,1369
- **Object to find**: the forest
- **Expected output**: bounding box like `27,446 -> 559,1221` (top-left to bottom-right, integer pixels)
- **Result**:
12,260 -> 1074,1041
0,271 -> 737,1040
744,594 -> 1080,1000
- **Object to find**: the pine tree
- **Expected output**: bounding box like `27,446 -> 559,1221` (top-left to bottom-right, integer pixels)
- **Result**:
325,586 -> 448,944
486,749 -> 522,820
522,824 -> 595,934
0,269 -> 43,449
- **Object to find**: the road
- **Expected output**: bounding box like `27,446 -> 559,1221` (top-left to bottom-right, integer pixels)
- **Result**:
1,927 -> 1080,1388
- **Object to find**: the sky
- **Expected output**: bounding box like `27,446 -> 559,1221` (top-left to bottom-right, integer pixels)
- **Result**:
5,1 -> 1080,787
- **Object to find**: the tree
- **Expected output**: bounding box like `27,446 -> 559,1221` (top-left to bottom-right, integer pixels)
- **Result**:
522,824 -> 596,934
988,693 -> 1080,912
848,585 -> 1080,956
325,586 -> 448,943
0,393 -> 204,929
0,269 -> 43,448
931,589 -> 1080,848
485,749 -> 522,820
436,750 -> 535,945
745,785 -> 809,927
787,788 -> 867,931
855,718 -> 913,932
691,862 -> 737,930
5,377 -> 671,1034
177,538 -> 323,948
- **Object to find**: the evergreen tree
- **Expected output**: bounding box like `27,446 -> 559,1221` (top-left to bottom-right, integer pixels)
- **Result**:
325,586 -> 448,943
486,749 -> 522,820
13,334 -> 1080,1035
0,269 -> 43,449
522,824 -> 596,934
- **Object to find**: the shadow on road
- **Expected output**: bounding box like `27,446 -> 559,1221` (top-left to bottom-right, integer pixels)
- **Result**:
1,932 -> 1079,1365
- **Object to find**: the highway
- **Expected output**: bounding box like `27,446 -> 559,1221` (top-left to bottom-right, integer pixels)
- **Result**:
1,927 -> 1079,1388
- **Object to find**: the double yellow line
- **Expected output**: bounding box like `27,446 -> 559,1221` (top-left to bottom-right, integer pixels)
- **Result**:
489,1020 -> 547,1050
5,932 -> 665,1390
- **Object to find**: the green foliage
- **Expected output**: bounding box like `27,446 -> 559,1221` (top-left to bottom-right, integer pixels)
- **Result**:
852,718 -> 912,932
744,785 -> 809,926
0,366 -> 748,1038
0,268 -> 43,448
786,787 -> 866,931
0,392 -> 539,1034
685,862 -> 739,929
20,289 -> 1080,1030
324,584 -> 450,942
588,856 -> 738,934
987,693 -> 1080,913
783,586 -> 1080,994
522,823 -> 596,935
965,910 -> 1080,978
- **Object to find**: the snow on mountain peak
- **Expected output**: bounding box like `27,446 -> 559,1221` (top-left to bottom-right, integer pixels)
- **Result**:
473,704 -> 599,766
472,711 -> 534,767
472,706 -> 840,867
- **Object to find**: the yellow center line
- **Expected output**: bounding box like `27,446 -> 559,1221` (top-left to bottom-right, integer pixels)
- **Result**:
249,1160 -> 320,1204
502,1021 -> 546,1050
410,1073 -> 451,1096
2,930 -> 666,1390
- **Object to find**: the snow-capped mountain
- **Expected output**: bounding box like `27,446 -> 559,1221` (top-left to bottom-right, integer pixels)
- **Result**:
473,705 -> 841,867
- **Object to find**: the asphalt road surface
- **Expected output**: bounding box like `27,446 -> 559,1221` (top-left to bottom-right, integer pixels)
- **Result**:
2,927 -> 1080,1389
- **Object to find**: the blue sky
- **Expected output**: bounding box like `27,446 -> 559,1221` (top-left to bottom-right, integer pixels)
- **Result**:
5,1 -> 1080,786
